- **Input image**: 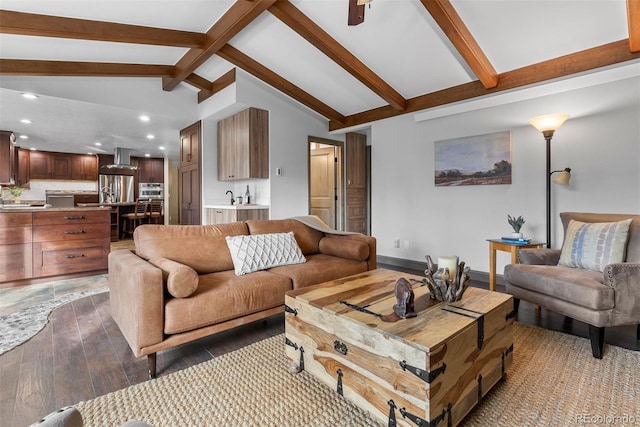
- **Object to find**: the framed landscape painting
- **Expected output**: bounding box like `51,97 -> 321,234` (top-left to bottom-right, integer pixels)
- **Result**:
434,130 -> 512,186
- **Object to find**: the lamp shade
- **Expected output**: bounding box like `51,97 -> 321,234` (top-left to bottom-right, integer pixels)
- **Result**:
529,114 -> 569,133
552,168 -> 571,186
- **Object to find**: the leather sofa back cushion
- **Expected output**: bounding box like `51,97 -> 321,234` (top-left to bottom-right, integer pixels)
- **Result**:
134,223 -> 249,274
149,257 -> 199,298
246,219 -> 325,255
319,236 -> 370,261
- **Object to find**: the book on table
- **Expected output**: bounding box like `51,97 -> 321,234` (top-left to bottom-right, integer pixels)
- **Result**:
501,236 -> 532,244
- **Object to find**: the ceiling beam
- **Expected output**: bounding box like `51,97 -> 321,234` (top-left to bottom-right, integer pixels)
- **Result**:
0,59 -> 174,76
628,0 -> 640,52
329,39 -> 640,131
162,0 -> 277,92
184,69 -> 237,103
419,0 -> 498,89
217,44 -> 345,124
269,0 -> 407,111
0,9 -> 205,48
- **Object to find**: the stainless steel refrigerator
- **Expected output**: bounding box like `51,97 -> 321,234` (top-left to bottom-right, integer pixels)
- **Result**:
99,174 -> 134,203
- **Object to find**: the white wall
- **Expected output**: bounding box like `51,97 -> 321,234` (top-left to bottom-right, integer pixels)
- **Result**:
370,77 -> 640,275
198,71 -> 341,220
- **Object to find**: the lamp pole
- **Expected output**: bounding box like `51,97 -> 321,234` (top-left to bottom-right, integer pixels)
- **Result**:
544,131 -> 553,249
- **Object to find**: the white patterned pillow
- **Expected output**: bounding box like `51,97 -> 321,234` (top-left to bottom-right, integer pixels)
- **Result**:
558,219 -> 632,272
225,232 -> 306,276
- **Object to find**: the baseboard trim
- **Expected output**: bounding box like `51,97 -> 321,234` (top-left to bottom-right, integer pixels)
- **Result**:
376,255 -> 502,285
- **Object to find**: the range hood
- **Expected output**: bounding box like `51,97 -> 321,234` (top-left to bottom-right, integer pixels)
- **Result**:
102,147 -> 138,170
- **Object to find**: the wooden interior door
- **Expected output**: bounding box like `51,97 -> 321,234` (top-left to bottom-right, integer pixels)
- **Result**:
310,147 -> 336,228
179,121 -> 201,225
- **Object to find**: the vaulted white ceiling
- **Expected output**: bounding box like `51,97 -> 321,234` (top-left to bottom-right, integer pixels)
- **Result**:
0,0 -> 638,160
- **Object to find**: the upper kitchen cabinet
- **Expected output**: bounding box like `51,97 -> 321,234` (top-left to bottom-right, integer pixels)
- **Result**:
218,108 -> 268,181
137,157 -> 164,183
71,154 -> 98,181
180,121 -> 200,168
17,148 -> 30,187
0,130 -> 17,186
29,151 -> 72,180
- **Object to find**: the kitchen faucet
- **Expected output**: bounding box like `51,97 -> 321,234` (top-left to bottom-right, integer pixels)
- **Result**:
225,190 -> 234,205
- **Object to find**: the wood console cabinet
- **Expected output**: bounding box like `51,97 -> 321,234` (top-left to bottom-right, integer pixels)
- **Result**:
218,107 -> 269,181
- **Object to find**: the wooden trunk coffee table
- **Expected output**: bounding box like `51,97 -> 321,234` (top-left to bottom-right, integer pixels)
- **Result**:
284,269 -> 514,427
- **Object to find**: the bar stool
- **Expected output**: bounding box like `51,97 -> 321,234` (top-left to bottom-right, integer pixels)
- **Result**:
122,199 -> 148,238
146,198 -> 164,224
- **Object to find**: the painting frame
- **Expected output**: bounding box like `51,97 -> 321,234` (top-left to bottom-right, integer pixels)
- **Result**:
434,130 -> 512,186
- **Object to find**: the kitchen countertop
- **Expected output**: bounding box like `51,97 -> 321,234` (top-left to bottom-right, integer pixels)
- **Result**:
76,203 -> 136,207
0,206 -> 107,212
204,204 -> 269,210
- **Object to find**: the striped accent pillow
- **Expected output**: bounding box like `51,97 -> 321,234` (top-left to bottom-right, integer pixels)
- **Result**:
558,219 -> 632,272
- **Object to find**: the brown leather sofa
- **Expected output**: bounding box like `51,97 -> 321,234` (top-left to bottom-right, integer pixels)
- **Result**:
108,218 -> 376,378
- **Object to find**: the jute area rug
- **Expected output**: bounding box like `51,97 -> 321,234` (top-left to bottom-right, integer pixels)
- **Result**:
76,323 -> 639,427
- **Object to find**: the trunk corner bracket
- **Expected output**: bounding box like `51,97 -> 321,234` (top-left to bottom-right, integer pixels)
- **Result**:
400,360 -> 446,384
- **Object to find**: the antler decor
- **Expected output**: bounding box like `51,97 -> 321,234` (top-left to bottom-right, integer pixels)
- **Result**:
423,255 -> 471,302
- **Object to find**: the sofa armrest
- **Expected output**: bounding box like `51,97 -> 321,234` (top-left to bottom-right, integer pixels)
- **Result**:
108,249 -> 164,357
319,234 -> 377,270
604,263 -> 640,321
518,248 -> 561,265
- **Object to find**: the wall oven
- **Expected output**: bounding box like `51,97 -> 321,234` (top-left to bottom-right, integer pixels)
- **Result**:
139,183 -> 164,199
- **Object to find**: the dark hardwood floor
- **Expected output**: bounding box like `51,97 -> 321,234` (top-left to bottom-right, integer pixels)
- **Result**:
1,265 -> 638,426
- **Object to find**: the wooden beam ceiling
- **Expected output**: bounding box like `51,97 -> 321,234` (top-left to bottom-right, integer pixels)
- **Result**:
419,0 -> 498,89
162,0 -> 277,91
268,0 -> 407,111
217,44 -> 345,125
185,69 -> 237,103
628,0 -> 640,52
0,59 -> 174,77
329,39 -> 640,131
0,10 -> 205,48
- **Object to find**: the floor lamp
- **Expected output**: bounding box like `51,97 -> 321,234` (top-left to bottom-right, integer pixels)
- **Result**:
529,114 -> 570,249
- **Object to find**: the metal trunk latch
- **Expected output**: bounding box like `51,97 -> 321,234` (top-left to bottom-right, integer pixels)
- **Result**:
336,369 -> 344,396
399,360 -> 446,384
334,340 -> 348,355
387,400 -> 397,427
284,305 -> 298,316
501,344 -> 514,376
399,403 -> 450,427
477,374 -> 483,403
284,337 -> 304,371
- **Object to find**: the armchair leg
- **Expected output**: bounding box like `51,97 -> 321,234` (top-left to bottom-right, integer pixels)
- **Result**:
148,353 -> 157,379
513,298 -> 520,313
588,325 -> 605,359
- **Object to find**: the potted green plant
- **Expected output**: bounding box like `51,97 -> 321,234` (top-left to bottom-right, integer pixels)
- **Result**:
507,214 -> 526,238
9,187 -> 24,203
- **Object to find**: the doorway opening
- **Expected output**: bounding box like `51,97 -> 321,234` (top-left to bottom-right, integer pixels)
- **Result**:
308,137 -> 344,230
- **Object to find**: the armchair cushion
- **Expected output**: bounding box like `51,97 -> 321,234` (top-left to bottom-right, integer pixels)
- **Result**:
558,219 -> 632,272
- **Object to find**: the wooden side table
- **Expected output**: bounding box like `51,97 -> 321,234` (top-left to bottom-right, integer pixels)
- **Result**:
487,239 -> 544,291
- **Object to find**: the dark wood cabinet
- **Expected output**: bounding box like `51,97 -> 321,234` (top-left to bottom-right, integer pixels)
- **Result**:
345,132 -> 367,234
0,130 -> 17,186
137,157 -> 164,183
29,151 -> 72,180
17,148 -> 30,187
71,154 -> 98,181
218,108 -> 269,181
179,122 -> 201,225
0,212 -> 33,283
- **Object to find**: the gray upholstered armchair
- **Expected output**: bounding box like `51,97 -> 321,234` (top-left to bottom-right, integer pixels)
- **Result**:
504,212 -> 640,358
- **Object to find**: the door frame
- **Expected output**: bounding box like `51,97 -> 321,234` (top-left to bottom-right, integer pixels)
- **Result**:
308,136 -> 344,231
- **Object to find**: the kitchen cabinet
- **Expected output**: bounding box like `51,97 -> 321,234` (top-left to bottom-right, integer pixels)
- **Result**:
218,107 -> 268,181
0,130 -> 16,186
180,121 -> 200,168
179,121 -> 201,225
137,157 -> 164,183
29,151 -> 72,180
205,207 -> 269,224
17,148 -> 30,187
345,132 -> 367,234
71,154 -> 98,181
0,212 -> 33,283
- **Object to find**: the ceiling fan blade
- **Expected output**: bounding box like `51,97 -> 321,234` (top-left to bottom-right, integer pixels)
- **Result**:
348,0 -> 365,26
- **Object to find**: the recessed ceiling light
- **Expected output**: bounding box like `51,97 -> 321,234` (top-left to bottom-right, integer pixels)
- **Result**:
140,115 -> 150,122
158,146 -> 165,150
94,142 -> 102,146
146,134 -> 155,139
21,93 -> 39,100
20,119 -> 32,124
145,153 -> 151,157
30,147 -> 37,151
19,135 -> 28,139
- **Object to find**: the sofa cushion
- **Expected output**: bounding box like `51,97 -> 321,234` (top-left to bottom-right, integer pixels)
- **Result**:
267,253 -> 369,289
558,219 -> 632,272
164,270 -> 292,335
134,223 -> 249,274
245,219 -> 325,255
226,232 -> 306,275
319,236 -> 370,261
504,264 -> 614,310
149,257 -> 199,298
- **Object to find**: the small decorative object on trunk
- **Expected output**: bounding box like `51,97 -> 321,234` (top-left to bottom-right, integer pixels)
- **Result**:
423,255 -> 470,302
507,214 -> 525,238
393,277 -> 417,318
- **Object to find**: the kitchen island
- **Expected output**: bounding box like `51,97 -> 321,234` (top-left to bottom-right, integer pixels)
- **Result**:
76,202 -> 136,241
0,207 -> 110,288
